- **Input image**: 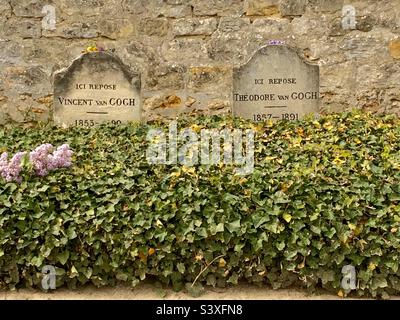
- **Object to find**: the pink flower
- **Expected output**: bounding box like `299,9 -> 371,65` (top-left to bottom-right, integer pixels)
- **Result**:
0,151 -> 26,183
0,144 -> 74,183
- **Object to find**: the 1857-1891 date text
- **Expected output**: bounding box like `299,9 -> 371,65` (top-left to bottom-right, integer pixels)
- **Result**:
253,113 -> 299,121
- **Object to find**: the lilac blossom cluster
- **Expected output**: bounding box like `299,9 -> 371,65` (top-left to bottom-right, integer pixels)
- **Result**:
0,151 -> 27,183
0,144 -> 73,183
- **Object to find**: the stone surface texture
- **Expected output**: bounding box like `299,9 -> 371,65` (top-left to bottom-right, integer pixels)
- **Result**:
0,0 -> 399,123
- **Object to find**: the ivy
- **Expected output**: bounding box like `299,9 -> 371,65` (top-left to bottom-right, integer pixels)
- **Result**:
0,110 -> 399,298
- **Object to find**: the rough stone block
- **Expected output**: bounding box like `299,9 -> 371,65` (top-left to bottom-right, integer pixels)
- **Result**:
0,0 -> 11,20
383,88 -> 400,115
172,18 -> 218,36
251,18 -> 291,34
279,0 -> 306,16
207,99 -> 230,112
145,64 -> 186,91
99,19 -> 136,40
55,22 -> 99,39
245,0 -> 280,16
329,18 -> 347,37
123,40 -> 159,67
120,0 -> 150,16
340,37 -> 383,60
308,0 -> 344,12
163,38 -> 209,62
192,0 -> 244,17
4,65 -> 49,95
5,19 -> 42,39
165,0 -> 188,4
356,16 -> 374,32
160,4 -> 192,18
59,0 -> 122,17
218,17 -> 251,32
1,96 -> 50,123
187,66 -> 231,92
0,40 -> 23,64
208,31 -> 250,63
10,0 -> 47,17
389,39 -> 400,59
138,18 -> 169,37
143,92 -> 190,121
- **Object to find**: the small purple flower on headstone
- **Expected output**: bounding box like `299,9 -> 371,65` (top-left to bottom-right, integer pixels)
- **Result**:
268,40 -> 285,46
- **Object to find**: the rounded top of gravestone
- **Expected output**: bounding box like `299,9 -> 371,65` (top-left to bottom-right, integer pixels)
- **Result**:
237,45 -> 319,71
54,51 -> 140,88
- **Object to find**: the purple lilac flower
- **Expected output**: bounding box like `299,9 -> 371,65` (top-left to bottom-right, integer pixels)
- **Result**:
29,143 -> 54,176
0,151 -> 27,183
51,144 -> 73,169
0,152 -> 9,180
0,144 -> 73,183
29,143 -> 73,176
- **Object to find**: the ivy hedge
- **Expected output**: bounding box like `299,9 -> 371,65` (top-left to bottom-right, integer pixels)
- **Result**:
0,111 -> 400,298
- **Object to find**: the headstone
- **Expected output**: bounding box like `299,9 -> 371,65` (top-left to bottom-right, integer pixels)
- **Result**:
54,52 -> 141,127
233,45 -> 319,122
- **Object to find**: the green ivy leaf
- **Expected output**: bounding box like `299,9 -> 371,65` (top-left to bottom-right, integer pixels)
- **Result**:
58,251 -> 70,265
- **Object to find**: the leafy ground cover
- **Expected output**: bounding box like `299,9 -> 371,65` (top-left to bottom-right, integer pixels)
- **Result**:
0,111 -> 399,298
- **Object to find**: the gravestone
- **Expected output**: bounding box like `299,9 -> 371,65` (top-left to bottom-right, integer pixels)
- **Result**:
233,45 -> 319,122
54,52 -> 141,127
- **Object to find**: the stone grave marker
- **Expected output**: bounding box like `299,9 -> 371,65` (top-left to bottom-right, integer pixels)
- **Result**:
233,45 -> 319,122
54,52 -> 141,127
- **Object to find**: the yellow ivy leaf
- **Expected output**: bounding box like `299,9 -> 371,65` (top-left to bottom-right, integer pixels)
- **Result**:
368,262 -> 376,271
156,219 -> 164,227
283,213 -> 292,223
139,252 -> 147,263
130,248 -> 138,258
190,124 -> 202,133
171,171 -> 181,178
323,122 -> 334,130
332,157 -> 345,166
313,121 -> 321,128
219,258 -> 226,268
358,239 -> 367,251
337,290 -> 344,298
348,223 -> 357,231
182,166 -> 196,174
354,224 -> 363,236
71,265 -> 78,276
195,254 -> 203,261
296,128 -> 304,136
291,137 -> 302,147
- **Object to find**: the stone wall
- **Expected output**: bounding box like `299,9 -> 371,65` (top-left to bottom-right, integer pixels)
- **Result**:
0,0 -> 399,123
